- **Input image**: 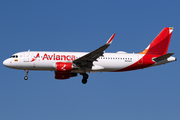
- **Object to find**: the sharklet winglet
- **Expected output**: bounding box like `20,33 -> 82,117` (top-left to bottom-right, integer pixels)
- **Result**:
106,34 -> 115,45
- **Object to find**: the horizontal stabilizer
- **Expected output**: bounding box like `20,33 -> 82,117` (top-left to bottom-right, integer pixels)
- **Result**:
153,53 -> 174,62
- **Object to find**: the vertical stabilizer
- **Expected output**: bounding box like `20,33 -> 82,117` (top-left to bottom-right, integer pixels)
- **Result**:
139,27 -> 173,55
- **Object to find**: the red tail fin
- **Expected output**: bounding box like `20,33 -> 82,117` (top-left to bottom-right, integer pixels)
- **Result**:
139,27 -> 173,55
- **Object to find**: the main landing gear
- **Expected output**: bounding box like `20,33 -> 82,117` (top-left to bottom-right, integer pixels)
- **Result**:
24,70 -> 29,80
81,73 -> 89,84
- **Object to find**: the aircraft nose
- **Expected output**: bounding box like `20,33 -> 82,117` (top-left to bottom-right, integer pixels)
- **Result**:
3,59 -> 9,67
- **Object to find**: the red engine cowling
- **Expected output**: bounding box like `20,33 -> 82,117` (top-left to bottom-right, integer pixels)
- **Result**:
54,62 -> 77,80
56,62 -> 72,72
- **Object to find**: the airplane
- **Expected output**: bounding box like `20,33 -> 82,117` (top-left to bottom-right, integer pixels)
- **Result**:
3,27 -> 176,84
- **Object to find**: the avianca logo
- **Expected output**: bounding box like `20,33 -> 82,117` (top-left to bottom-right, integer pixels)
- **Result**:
31,53 -> 76,62
30,53 -> 39,62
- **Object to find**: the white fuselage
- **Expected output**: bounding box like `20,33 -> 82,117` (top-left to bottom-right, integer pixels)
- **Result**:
3,51 -> 146,73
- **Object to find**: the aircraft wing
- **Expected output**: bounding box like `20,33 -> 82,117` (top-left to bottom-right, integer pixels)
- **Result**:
73,34 -> 115,68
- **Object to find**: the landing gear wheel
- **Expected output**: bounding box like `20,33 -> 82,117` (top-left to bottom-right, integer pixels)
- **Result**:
81,73 -> 89,84
24,76 -> 28,80
82,79 -> 87,84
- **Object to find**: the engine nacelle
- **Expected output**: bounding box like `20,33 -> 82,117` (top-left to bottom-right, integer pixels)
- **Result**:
55,72 -> 77,80
53,62 -> 78,80
53,62 -> 73,72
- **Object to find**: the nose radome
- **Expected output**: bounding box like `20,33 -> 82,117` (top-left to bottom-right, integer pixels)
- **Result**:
3,59 -> 9,67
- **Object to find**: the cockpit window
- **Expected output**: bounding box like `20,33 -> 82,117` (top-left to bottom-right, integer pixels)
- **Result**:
11,55 -> 18,58
11,55 -> 15,58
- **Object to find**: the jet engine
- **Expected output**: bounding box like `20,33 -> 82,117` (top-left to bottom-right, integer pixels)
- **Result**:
53,62 -> 77,80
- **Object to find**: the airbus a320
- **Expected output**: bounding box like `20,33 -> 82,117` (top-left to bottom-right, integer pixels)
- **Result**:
3,27 -> 176,84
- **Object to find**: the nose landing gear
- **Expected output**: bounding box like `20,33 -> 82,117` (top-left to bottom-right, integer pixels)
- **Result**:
24,70 -> 29,80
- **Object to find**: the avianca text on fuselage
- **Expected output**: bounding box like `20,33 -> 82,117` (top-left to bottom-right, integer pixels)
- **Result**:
3,27 -> 176,84
41,53 -> 76,61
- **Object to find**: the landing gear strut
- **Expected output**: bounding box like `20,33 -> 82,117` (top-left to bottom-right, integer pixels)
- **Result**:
24,70 -> 29,80
82,73 -> 89,84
